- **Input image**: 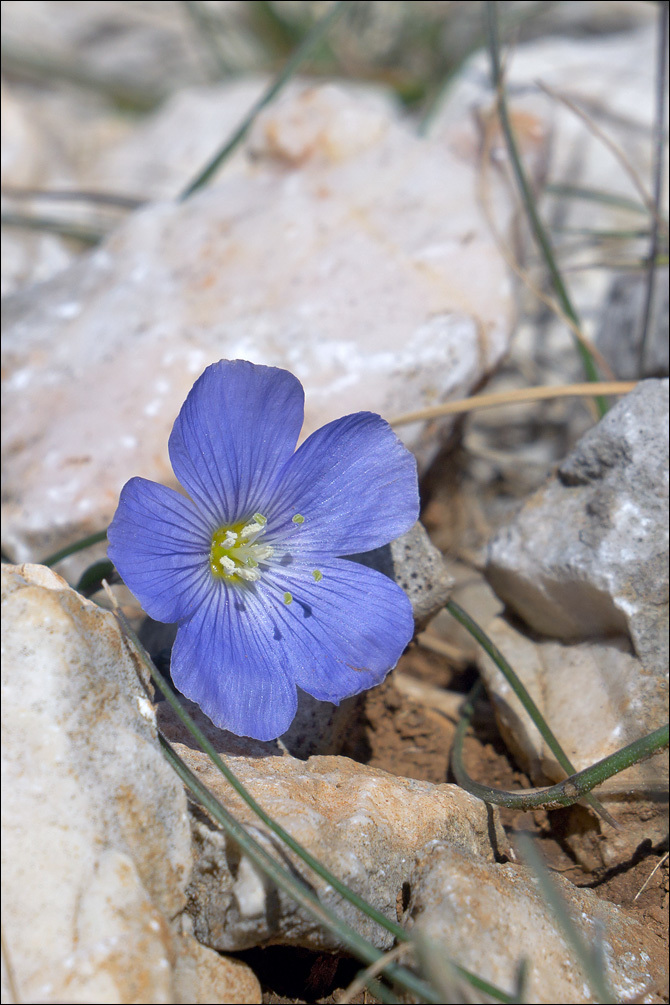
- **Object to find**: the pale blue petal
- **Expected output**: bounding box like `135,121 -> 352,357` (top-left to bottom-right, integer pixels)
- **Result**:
169,581 -> 298,741
169,359 -> 304,526
266,413 -> 418,556
259,556 -> 414,703
107,477 -> 212,624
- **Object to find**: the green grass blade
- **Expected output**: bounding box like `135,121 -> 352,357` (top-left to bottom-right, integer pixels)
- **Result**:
637,1 -> 669,375
452,681 -> 669,810
180,0 -> 232,79
160,736 -> 438,1004
545,183 -> 650,215
2,212 -> 104,245
180,0 -> 350,199
445,600 -> 617,827
109,592 -> 514,1004
484,2 -> 606,414
42,529 -> 109,567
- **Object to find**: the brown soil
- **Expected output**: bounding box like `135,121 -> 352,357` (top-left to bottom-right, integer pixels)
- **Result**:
250,643 -> 668,1004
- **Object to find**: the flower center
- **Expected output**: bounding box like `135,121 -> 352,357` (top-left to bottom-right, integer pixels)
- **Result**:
210,512 -> 274,583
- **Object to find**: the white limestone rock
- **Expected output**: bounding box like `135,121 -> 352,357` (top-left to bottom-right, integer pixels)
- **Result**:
173,933 -> 262,1005
405,842 -> 667,1004
1,563 -> 196,1003
1,80 -> 514,575
169,748 -> 508,953
431,24 -> 659,215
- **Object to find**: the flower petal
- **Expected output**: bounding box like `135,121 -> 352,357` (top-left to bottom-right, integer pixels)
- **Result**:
260,556 -> 414,702
169,359 -> 305,526
266,413 -> 419,555
107,477 -> 212,624
169,583 -> 298,740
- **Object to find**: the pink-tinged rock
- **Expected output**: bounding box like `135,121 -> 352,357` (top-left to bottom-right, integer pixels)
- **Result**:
2,81 -> 514,573
163,743 -> 508,953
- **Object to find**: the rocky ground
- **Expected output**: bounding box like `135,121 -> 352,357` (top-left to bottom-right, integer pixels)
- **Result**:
2,3 -> 668,1003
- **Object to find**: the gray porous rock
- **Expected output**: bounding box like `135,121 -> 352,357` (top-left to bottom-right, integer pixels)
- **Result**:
483,380 -> 669,867
349,520 -> 454,631
487,379 -> 669,676
404,843 -> 667,1004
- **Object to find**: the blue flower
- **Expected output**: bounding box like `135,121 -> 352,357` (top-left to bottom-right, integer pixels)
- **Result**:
108,359 -> 419,740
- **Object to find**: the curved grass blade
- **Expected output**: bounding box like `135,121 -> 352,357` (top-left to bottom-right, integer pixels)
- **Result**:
452,680 -> 669,811
445,600 -> 617,827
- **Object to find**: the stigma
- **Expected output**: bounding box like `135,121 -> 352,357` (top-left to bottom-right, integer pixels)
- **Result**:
210,513 -> 274,583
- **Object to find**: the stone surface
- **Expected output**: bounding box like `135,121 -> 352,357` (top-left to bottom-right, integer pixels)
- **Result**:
476,617 -> 668,867
93,78 -> 397,201
432,24 -> 659,216
1,0 -> 208,96
1,79 -> 514,574
168,747 -> 507,953
173,934 -> 262,1005
487,380 -> 669,676
404,842 -> 667,1004
0,82 -> 103,296
1,563 -> 196,1004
